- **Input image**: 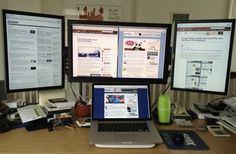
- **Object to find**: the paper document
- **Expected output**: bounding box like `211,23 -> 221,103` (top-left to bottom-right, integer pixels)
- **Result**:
17,105 -> 46,123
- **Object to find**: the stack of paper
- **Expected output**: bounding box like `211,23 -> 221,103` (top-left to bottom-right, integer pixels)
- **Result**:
17,105 -> 46,123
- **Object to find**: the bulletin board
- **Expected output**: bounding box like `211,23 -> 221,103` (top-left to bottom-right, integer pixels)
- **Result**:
77,4 -> 123,21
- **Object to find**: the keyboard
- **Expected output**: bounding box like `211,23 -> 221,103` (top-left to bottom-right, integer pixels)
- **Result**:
98,122 -> 149,132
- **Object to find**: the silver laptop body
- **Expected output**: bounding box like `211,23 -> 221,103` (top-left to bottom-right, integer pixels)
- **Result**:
89,84 -> 163,148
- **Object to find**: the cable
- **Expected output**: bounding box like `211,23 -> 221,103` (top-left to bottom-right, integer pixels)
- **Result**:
160,82 -> 171,95
68,82 -> 79,100
65,73 -> 86,103
207,96 -> 230,105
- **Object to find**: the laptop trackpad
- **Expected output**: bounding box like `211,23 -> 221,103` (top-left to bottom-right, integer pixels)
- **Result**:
114,134 -> 136,142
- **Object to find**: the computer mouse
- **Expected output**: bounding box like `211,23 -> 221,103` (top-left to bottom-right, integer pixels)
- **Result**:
170,133 -> 185,146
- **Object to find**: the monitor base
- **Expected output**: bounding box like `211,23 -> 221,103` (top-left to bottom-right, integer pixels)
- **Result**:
95,144 -> 156,148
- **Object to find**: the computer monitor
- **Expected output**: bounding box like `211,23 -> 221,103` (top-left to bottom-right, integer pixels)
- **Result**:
3,10 -> 65,92
68,20 -> 171,83
171,19 -> 235,95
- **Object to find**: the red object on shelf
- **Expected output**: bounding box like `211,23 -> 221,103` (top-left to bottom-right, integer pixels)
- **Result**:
75,101 -> 91,117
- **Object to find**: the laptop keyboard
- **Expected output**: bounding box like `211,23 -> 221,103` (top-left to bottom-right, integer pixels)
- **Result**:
98,122 -> 150,132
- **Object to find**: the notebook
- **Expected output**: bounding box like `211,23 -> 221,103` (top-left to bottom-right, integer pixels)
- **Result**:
89,84 -> 163,148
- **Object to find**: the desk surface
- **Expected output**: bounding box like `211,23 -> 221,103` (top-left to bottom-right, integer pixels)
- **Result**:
0,123 -> 236,154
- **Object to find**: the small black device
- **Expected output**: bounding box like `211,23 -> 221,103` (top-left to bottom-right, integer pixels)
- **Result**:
170,133 -> 185,146
0,118 -> 10,133
0,80 -> 7,101
25,118 -> 48,131
0,103 -> 9,117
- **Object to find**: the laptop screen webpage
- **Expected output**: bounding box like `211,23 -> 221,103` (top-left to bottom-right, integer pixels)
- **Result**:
92,85 -> 151,120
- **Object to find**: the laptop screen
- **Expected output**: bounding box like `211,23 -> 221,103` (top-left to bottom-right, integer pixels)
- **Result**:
92,84 -> 151,120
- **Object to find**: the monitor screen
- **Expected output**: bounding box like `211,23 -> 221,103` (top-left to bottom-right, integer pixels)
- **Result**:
92,84 -> 151,120
68,20 -> 171,83
3,10 -> 65,92
171,19 -> 235,94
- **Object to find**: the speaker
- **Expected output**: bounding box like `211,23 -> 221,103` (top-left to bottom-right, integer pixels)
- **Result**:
0,80 -> 7,102
157,94 -> 171,124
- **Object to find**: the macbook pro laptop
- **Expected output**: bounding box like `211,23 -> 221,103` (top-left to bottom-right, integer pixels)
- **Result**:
89,84 -> 163,148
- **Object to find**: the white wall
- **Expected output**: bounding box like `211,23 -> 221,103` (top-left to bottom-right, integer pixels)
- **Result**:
41,0 -> 63,15
0,0 -> 8,80
229,0 -> 236,72
0,0 -> 42,80
7,0 -> 41,12
136,0 -> 229,23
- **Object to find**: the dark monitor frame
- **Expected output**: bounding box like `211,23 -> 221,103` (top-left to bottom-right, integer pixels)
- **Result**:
3,9 -> 65,93
171,19 -> 235,95
67,20 -> 172,84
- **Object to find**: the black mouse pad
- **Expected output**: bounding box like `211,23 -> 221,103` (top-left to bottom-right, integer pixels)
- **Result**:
159,130 -> 209,150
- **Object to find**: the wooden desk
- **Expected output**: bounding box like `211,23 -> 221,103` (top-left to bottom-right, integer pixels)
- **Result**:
0,124 -> 235,154
158,123 -> 236,154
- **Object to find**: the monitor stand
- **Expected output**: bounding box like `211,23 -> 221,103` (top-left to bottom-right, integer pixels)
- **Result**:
95,144 -> 156,148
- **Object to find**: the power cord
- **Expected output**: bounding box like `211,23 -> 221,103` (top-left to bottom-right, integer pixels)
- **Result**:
65,73 -> 88,104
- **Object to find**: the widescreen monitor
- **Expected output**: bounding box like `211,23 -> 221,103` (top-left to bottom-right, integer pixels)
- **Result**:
171,19 -> 235,95
3,10 -> 65,92
68,20 -> 171,83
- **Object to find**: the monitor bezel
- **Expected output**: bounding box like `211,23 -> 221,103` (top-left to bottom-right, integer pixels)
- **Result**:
67,20 -> 172,84
3,9 -> 65,93
171,19 -> 235,95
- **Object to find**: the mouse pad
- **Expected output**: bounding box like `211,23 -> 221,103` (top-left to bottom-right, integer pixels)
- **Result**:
159,130 -> 209,150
